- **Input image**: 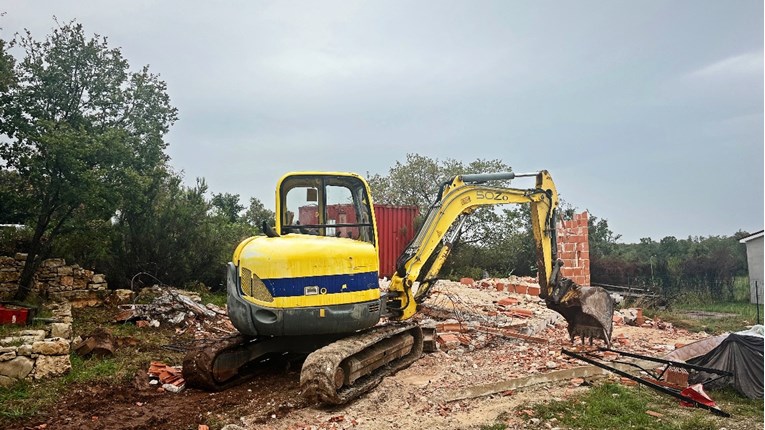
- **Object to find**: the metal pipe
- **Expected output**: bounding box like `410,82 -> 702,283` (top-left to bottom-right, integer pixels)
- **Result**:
599,348 -> 733,376
562,349 -> 730,417
460,172 -> 516,183
756,280 -> 760,325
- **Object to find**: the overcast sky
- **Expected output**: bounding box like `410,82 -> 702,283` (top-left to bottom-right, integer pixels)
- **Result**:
2,1 -> 763,243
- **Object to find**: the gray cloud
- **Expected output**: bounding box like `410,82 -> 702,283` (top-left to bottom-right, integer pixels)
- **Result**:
2,0 -> 762,242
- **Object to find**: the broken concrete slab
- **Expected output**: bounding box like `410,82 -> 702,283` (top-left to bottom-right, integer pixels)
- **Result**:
445,365 -> 610,402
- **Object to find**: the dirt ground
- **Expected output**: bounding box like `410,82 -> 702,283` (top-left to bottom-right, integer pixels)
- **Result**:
10,280 -> 751,430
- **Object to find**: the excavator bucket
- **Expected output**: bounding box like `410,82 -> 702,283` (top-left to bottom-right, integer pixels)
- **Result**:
545,277 -> 614,347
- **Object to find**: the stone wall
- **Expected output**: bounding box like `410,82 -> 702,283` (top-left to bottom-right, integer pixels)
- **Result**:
0,302 -> 73,387
0,254 -> 109,306
556,211 -> 591,286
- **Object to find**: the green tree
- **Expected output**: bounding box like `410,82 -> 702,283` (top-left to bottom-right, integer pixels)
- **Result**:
368,153 -> 513,245
368,154 -> 543,278
0,21 -> 177,299
211,192 -> 245,223
0,169 -> 31,224
245,196 -> 275,230
588,215 -> 622,259
0,33 -> 14,98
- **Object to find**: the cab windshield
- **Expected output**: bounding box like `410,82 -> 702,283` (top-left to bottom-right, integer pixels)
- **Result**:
280,175 -> 375,245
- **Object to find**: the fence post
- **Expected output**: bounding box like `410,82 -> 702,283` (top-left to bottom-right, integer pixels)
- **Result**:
756,280 -> 760,326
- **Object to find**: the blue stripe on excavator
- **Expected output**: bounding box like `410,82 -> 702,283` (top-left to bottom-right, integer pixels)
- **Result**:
262,271 -> 380,297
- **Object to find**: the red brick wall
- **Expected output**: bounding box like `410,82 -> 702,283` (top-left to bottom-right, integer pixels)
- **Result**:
556,211 -> 590,286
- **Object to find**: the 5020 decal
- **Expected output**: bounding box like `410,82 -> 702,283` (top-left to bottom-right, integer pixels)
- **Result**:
476,191 -> 509,201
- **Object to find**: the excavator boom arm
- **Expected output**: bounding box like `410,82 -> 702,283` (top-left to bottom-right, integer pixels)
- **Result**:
387,171 -> 557,319
386,170 -> 612,346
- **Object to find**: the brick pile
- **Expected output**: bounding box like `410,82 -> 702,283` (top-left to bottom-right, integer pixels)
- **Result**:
417,277 -> 565,358
418,277 -> 563,337
556,211 -> 590,286
0,254 -> 109,307
148,361 -> 186,393
459,276 -> 541,296
414,278 -> 709,387
236,276 -> 715,430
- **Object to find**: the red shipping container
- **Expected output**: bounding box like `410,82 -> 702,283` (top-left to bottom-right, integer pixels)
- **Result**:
374,205 -> 419,278
0,305 -> 29,325
297,203 -> 420,278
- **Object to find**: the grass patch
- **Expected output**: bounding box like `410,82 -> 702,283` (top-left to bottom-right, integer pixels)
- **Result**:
0,379 -> 59,423
645,279 -> 763,334
0,381 -> 32,420
65,355 -> 120,383
200,290 -> 227,308
709,387 -> 765,418
647,299 -> 762,334
531,383 -> 673,429
525,382 -> 762,430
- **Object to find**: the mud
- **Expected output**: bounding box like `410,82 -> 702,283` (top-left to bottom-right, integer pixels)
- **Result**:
11,365 -> 307,430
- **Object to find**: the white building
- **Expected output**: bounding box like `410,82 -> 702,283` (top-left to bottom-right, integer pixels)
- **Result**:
739,230 -> 764,304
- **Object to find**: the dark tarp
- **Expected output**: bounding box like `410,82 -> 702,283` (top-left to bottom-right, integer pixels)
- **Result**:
688,333 -> 763,399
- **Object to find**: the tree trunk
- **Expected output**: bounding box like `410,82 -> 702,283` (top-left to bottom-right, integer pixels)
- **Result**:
14,248 -> 43,301
14,199 -> 76,301
13,211 -> 50,301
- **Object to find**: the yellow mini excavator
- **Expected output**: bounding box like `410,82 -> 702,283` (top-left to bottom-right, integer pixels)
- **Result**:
183,170 -> 614,404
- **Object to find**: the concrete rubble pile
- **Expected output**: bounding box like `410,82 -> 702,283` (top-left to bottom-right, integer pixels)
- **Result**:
612,307 -> 675,331
407,277 -> 707,389
113,286 -> 236,338
413,276 -> 564,351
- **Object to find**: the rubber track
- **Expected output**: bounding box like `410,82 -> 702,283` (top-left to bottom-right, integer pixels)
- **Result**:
182,335 -> 252,391
300,322 -> 424,405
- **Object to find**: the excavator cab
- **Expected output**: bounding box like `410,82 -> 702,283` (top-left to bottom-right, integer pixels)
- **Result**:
276,173 -> 377,243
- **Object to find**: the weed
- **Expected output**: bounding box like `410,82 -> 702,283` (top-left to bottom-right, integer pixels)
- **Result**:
0,380 -> 29,402
200,290 -> 227,308
532,383 -> 670,429
708,387 -> 764,417
65,355 -> 120,383
676,415 -> 717,430
1,337 -> 26,347
0,404 -> 32,420
0,380 -> 34,421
